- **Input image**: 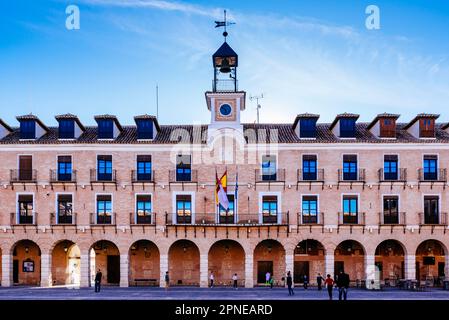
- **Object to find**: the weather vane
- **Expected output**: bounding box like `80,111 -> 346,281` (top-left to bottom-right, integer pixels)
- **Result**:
215,10 -> 235,42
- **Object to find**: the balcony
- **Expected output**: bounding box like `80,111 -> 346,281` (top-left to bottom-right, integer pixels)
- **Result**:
378,168 -> 407,189
337,212 -> 366,233
10,212 -> 38,232
131,170 -> 155,191
418,212 -> 448,234
378,212 -> 406,233
255,169 -> 286,190
89,169 -> 117,190
129,212 -> 156,233
168,169 -> 198,190
297,212 -> 324,233
337,169 -> 366,189
296,169 -> 325,190
212,79 -> 238,92
10,170 -> 38,189
90,212 -> 116,233
418,169 -> 447,189
50,170 -> 77,190
50,212 -> 77,225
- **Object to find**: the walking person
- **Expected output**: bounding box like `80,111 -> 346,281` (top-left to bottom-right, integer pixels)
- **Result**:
265,271 -> 271,286
317,273 -> 324,291
269,275 -> 274,289
165,271 -> 170,291
210,271 -> 214,288
286,271 -> 294,296
336,270 -> 350,300
94,269 -> 102,293
232,273 -> 238,290
324,274 -> 334,300
303,274 -> 308,290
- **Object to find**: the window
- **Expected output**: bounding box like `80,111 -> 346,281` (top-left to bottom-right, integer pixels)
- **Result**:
176,155 -> 191,182
176,195 -> 192,224
98,119 -> 114,139
423,155 -> 438,180
57,194 -> 73,224
136,195 -> 152,224
97,155 -> 112,181
424,196 -> 439,224
96,195 -> 112,224
340,118 -> 356,138
136,120 -> 153,140
384,119 -> 391,126
136,155 -> 152,181
383,196 -> 399,224
58,156 -> 72,181
420,119 -> 434,137
262,155 -> 277,181
262,195 -> 278,223
18,155 -> 33,181
343,155 -> 357,181
20,120 -> 35,139
302,196 -> 318,224
342,196 -> 358,224
299,119 -> 316,138
384,155 -> 398,180
219,194 -> 234,224
302,155 -> 317,180
58,119 -> 75,139
18,195 -> 33,224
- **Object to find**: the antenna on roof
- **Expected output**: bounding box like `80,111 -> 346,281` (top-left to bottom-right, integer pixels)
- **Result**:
249,93 -> 264,124
156,84 -> 159,121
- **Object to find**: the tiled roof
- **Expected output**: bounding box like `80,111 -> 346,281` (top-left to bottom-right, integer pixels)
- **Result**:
403,113 -> 440,130
16,114 -> 49,131
292,113 -> 320,129
366,113 -> 400,130
55,113 -> 86,131
94,114 -> 123,131
0,118 -> 13,132
329,113 -> 360,130
442,123 -> 449,130
134,114 -> 161,132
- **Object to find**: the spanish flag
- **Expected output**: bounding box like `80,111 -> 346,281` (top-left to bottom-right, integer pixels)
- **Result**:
215,170 -> 229,210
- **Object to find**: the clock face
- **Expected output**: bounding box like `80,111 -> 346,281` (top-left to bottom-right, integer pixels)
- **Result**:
219,104 -> 232,116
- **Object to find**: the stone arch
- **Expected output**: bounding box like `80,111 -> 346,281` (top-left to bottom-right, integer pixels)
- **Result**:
374,239 -> 406,283
253,239 -> 285,286
128,240 -> 160,286
294,239 -> 326,284
334,240 -> 366,283
50,239 -> 81,286
208,239 -> 245,287
11,239 -> 41,286
168,239 -> 200,286
89,240 -> 120,286
415,239 -> 447,285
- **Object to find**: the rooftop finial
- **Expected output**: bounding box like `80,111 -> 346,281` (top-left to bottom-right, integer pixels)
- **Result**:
215,9 -> 235,42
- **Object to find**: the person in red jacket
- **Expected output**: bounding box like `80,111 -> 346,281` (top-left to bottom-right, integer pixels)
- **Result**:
324,274 -> 335,300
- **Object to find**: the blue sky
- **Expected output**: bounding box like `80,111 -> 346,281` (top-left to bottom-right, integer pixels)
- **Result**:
1,0 -> 449,127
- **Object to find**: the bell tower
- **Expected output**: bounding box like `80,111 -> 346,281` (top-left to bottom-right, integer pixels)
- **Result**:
206,10 -> 246,139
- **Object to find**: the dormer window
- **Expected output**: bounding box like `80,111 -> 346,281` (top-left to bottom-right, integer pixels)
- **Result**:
98,119 -> 114,139
404,114 -> 439,139
367,113 -> 399,139
340,118 -> 356,138
300,119 -> 317,138
20,120 -> 35,139
58,119 -> 75,139
136,120 -> 153,140
420,118 -> 435,138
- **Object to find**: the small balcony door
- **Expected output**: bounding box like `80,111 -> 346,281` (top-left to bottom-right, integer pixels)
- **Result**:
302,196 -> 318,224
97,155 -> 112,181
57,194 -> 73,224
19,155 -> 33,181
262,155 -> 277,181
424,196 -> 439,224
302,155 -> 317,181
343,155 -> 357,181
423,155 -> 438,180
262,195 -> 278,223
136,155 -> 152,181
176,195 -> 192,224
383,196 -> 399,224
58,156 -> 72,181
18,195 -> 33,224
136,195 -> 152,224
384,155 -> 398,180
342,196 -> 358,224
176,155 -> 191,182
219,194 -> 235,224
96,195 -> 112,224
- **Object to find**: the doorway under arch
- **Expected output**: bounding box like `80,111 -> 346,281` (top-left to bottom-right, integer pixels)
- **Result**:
51,240 -> 81,286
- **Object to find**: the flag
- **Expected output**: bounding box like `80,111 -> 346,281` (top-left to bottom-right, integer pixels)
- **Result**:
215,170 -> 229,211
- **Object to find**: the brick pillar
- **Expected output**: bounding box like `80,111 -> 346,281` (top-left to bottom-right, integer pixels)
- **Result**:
365,254 -> 376,289
324,254 -> 334,278
404,254 -> 416,280
285,252 -> 294,287
159,253 -> 168,288
80,252 -> 90,287
200,253 -> 208,288
1,254 -> 12,287
40,254 -> 52,287
445,254 -> 449,280
119,254 -> 129,287
245,254 -> 254,288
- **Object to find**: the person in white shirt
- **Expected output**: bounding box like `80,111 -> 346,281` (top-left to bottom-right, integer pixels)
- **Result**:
232,273 -> 238,289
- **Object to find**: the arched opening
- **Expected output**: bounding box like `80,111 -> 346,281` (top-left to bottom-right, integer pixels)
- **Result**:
416,240 -> 446,286
168,240 -> 200,286
0,248 -> 2,285
294,239 -> 325,284
334,240 -> 365,285
11,240 -> 41,286
51,240 -> 81,286
129,240 -> 160,286
253,239 -> 285,286
208,240 -> 245,287
374,240 -> 405,286
89,240 -> 120,286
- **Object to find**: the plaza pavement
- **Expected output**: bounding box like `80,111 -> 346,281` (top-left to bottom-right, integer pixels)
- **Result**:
0,286 -> 448,300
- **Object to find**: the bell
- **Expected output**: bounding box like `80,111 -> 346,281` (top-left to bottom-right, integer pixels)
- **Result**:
219,57 -> 231,73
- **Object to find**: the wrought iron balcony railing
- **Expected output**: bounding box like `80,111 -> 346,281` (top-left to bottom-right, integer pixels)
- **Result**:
10,169 -> 37,182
